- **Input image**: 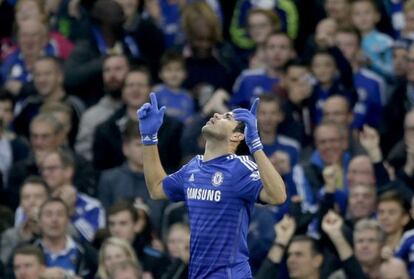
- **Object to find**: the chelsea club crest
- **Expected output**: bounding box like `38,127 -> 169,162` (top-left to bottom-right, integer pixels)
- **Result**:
212,171 -> 223,186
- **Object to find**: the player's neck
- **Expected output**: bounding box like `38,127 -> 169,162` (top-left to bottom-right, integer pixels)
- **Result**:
203,139 -> 230,161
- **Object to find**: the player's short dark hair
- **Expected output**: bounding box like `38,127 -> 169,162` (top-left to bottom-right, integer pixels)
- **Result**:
233,122 -> 250,155
290,235 -> 322,255
39,197 -> 70,217
13,245 -> 45,265
0,88 -> 15,109
160,50 -> 186,69
21,176 -> 49,197
233,122 -> 245,134
107,200 -> 139,223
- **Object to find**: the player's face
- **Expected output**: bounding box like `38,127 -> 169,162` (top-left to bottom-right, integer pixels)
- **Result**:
378,201 -> 408,234
264,34 -> 293,70
201,112 -> 239,141
348,185 -> 376,219
108,211 -> 138,243
13,254 -> 44,279
39,202 -> 69,239
287,242 -> 320,278
354,229 -> 382,266
314,126 -> 344,165
257,101 -> 283,134
33,60 -> 62,97
103,244 -> 129,273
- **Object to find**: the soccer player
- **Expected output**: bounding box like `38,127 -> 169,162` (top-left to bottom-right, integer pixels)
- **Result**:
137,93 -> 286,278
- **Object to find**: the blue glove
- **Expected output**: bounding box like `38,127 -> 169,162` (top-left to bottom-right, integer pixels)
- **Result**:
136,92 -> 166,145
233,98 -> 263,154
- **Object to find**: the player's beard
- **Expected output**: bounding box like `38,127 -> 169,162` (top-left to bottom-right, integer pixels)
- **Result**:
201,125 -> 226,141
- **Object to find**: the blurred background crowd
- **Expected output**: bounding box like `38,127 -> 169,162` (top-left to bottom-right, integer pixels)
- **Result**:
0,0 -> 414,278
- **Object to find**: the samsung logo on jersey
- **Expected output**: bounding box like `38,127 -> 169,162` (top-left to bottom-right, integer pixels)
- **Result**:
187,187 -> 221,202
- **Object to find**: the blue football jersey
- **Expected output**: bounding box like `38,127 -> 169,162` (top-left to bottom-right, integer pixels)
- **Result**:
163,154 -> 263,279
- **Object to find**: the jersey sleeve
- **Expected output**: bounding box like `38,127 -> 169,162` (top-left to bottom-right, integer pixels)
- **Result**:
235,156 -> 263,202
162,166 -> 187,202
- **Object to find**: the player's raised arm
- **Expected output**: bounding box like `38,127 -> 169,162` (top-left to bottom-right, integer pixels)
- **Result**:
233,99 -> 287,205
137,93 -> 168,200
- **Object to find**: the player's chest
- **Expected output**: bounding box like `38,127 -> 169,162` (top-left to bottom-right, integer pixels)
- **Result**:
182,168 -> 235,205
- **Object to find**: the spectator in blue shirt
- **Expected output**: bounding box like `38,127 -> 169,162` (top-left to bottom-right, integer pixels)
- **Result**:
257,94 -> 300,167
40,149 -> 105,243
154,51 -> 195,123
1,19 -> 50,95
351,0 -> 394,78
231,31 -> 295,108
377,191 -> 410,253
335,27 -> 385,129
34,198 -> 98,278
310,49 -> 356,124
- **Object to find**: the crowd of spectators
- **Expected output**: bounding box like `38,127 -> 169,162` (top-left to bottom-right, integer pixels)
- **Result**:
0,0 -> 414,278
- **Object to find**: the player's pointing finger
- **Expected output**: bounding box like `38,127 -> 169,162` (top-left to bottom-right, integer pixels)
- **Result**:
149,92 -> 158,110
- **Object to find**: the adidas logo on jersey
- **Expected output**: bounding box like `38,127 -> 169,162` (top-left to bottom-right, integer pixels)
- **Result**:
189,173 -> 195,182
